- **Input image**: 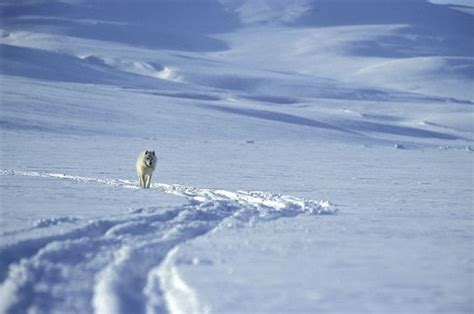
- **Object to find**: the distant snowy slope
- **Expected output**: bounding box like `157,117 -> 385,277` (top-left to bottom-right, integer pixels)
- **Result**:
219,0 -> 313,25
2,0 -> 473,101
215,0 -> 474,99
0,0 -> 473,313
429,0 -> 474,6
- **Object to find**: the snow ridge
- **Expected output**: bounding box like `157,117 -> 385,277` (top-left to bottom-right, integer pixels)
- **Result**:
146,247 -> 208,314
0,169 -> 335,313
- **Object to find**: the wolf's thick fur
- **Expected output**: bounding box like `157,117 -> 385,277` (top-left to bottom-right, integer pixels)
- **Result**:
136,150 -> 157,188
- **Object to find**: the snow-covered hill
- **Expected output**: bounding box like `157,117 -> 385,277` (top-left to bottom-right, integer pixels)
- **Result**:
1,0 -> 473,313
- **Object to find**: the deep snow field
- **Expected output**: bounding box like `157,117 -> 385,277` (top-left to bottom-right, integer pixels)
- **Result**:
0,0 -> 473,313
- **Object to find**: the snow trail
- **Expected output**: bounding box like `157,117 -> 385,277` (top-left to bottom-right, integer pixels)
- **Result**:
0,170 -> 334,215
0,169 -> 336,314
147,247 -> 208,314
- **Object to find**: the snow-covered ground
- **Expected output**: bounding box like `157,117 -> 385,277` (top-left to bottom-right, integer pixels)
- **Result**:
0,0 -> 473,313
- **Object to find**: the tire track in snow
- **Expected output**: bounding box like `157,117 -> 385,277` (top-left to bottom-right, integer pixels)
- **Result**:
0,169 -> 336,314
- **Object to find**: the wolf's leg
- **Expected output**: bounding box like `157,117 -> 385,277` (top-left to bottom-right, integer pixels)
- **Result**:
139,174 -> 144,188
145,174 -> 152,188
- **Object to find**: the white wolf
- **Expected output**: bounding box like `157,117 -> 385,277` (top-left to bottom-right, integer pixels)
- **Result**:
136,150 -> 157,188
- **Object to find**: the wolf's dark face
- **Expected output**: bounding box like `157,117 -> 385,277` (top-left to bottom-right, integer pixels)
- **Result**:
144,150 -> 156,167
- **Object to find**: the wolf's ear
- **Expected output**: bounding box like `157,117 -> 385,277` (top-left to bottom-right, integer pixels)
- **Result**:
145,150 -> 148,154
152,151 -> 155,156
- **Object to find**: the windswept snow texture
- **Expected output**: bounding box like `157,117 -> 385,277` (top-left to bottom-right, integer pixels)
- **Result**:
1,0 -> 473,313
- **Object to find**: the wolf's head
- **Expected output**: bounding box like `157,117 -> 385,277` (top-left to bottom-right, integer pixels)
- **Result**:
144,150 -> 156,167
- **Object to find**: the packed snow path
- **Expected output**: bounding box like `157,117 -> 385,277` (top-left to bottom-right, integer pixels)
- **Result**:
0,170 -> 336,314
